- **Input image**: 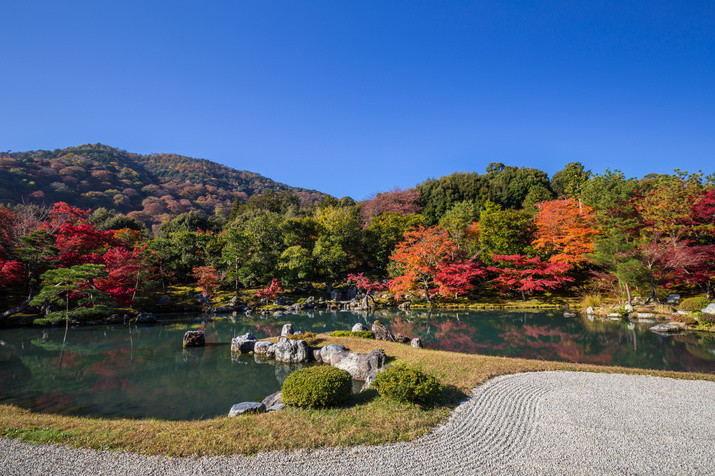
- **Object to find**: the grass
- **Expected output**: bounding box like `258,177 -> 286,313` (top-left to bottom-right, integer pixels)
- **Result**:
0,335 -> 713,456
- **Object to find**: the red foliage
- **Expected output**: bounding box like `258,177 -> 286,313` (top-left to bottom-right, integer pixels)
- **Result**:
433,260 -> 487,298
533,198 -> 598,268
95,247 -> 144,305
192,266 -> 220,298
256,278 -> 284,299
347,273 -> 386,293
360,188 -> 422,224
0,260 -> 24,286
487,254 -> 573,300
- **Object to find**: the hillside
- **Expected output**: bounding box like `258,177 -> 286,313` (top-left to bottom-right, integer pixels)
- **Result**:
0,144 -> 327,227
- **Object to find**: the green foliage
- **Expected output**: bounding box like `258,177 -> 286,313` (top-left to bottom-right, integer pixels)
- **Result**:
372,364 -> 442,406
329,330 -> 375,339
679,296 -> 710,312
551,162 -> 591,199
579,293 -> 603,309
478,208 -> 534,259
281,366 -> 353,408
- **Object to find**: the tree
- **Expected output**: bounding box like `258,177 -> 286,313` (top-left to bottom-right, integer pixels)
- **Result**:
551,162 -> 591,200
438,201 -> 479,250
388,226 -> 458,301
348,272 -> 386,306
192,266 -> 220,305
364,212 -> 426,274
313,206 -> 362,279
278,246 -> 314,286
533,198 -> 598,268
433,260 -> 487,298
219,228 -> 250,295
256,278 -> 284,299
360,188 -> 422,224
487,254 -> 573,301
478,207 -> 534,260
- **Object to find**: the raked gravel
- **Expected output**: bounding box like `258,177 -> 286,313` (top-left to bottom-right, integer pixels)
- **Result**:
1,371 -> 713,475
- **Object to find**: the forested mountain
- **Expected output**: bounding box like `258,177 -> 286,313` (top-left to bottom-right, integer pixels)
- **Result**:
0,144 -> 327,228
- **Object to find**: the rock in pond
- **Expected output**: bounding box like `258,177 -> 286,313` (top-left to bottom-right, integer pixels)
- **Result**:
182,330 -> 205,348
563,312 -> 577,318
136,312 -> 156,324
281,323 -> 294,336
274,337 -> 310,363
231,333 -> 257,353
228,402 -> 266,417
411,338 -> 423,348
253,340 -> 273,354
352,323 -> 369,332
649,322 -> 685,334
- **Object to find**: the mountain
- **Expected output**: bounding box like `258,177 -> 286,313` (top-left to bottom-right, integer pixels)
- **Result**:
0,144 -> 327,227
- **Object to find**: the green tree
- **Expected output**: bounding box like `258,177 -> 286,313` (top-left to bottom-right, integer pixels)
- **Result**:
551,162 -> 592,199
364,212 -> 426,275
219,228 -> 251,295
313,206 -> 362,279
278,245 -> 314,285
478,208 -> 534,260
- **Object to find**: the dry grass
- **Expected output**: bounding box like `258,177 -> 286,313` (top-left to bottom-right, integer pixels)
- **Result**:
1,335 -> 712,456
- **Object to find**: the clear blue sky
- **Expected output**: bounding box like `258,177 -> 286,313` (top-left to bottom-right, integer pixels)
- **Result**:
1,1 -> 713,199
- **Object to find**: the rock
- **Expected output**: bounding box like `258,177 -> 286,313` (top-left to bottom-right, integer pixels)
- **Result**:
229,295 -> 239,306
262,391 -> 283,410
563,312 -> 577,318
607,313 -> 621,317
312,349 -> 323,362
624,304 -> 633,312
362,368 -> 382,391
228,402 -> 266,417
304,296 -> 315,308
411,338 -> 423,348
330,351 -> 350,366
334,348 -> 386,380
182,330 -> 205,348
274,337 -> 310,362
398,302 -> 411,311
586,306 -> 594,315
666,294 -> 680,304
649,322 -> 686,334
265,344 -> 276,358
136,312 -> 156,324
273,311 -> 284,317
701,303 -> 715,314
394,334 -> 411,344
636,313 -> 655,318
253,340 -> 273,354
320,344 -> 348,363
158,295 -> 172,305
281,323 -> 294,336
372,321 -> 396,342
230,333 -> 257,353
213,307 -> 230,314
352,323 -> 369,332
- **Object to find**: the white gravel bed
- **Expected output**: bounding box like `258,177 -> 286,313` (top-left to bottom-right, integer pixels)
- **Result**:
1,371 -> 713,475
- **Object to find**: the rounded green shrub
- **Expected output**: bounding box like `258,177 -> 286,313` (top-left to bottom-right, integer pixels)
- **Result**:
679,296 -> 710,312
281,366 -> 352,408
372,364 -> 442,406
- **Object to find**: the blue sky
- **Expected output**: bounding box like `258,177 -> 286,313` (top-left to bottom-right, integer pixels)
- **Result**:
1,1 -> 713,199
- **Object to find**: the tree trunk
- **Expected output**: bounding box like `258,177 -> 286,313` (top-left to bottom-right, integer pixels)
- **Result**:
0,298 -> 31,319
625,282 -> 632,307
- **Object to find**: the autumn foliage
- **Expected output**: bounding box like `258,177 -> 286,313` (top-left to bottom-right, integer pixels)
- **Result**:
533,198 -> 598,268
256,278 -> 285,299
488,254 -> 573,300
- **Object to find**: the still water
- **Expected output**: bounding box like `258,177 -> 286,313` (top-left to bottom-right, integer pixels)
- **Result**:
0,310 -> 712,420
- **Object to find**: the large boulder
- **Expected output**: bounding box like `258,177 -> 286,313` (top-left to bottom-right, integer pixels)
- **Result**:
333,348 -> 386,381
228,402 -> 265,417
320,344 -> 348,363
702,303 -> 715,315
253,340 -> 273,354
410,338 -> 423,348
231,333 -> 257,353
281,323 -> 294,336
352,323 -> 369,332
372,321 -> 396,342
182,330 -> 205,348
274,337 -> 310,362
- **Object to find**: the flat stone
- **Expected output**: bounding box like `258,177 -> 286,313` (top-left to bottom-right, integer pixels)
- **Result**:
649,322 -> 685,334
563,312 -> 577,318
228,402 -> 265,417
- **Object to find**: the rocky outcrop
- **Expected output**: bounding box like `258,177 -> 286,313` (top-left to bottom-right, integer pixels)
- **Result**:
281,323 -> 294,336
231,333 -> 257,353
253,341 -> 274,354
182,331 -> 205,347
320,344 -> 348,363
649,322 -> 685,334
372,321 -> 396,342
333,348 -> 386,380
228,402 -> 266,417
274,337 -> 310,363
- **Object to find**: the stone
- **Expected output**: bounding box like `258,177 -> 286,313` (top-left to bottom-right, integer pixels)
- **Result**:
649,322 -> 685,334
624,304 -> 634,312
372,321 -> 396,342
666,294 -> 680,304
228,402 -> 265,417
230,333 -> 257,353
158,295 -> 172,305
352,323 -> 369,332
394,334 -> 411,344
320,344 -> 348,363
312,349 -> 323,362
304,296 -> 315,308
563,312 -> 577,318
411,338 -> 423,348
253,340 -> 273,354
281,323 -> 294,336
136,312 -> 156,324
636,313 -> 655,318
334,348 -> 386,381
274,337 -> 310,362
398,302 -> 411,311
182,330 -> 205,348
265,344 -> 276,358
701,303 -> 715,315
362,368 -> 382,391
229,295 -> 239,306
330,351 -> 350,366
262,391 -> 283,410
586,306 -> 594,315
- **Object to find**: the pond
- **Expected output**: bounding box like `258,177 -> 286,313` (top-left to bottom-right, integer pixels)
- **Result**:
0,309 -> 712,420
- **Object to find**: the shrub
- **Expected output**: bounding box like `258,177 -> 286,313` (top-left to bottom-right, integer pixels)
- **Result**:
679,296 -> 710,312
611,306 -> 630,317
372,364 -> 442,406
580,293 -> 602,309
698,313 -> 715,325
329,330 -> 375,339
671,314 -> 696,325
281,366 -> 352,408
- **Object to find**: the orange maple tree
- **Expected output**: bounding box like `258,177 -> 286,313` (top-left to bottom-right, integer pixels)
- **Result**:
532,198 -> 598,268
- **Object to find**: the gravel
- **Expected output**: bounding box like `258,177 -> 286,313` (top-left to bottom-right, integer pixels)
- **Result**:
1,371 -> 713,475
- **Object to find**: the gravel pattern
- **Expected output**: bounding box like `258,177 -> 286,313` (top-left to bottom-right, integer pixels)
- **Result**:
1,371 -> 713,475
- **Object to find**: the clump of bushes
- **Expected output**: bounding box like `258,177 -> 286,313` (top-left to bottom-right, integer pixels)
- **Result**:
698,313 -> 715,325
372,364 -> 442,406
679,296 -> 710,312
580,293 -> 602,309
611,306 -> 630,317
671,314 -> 697,325
329,330 -> 375,339
281,366 -> 352,408
284,332 -> 317,340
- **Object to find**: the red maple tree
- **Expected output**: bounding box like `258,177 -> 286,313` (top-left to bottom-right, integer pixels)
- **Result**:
488,254 -> 573,300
